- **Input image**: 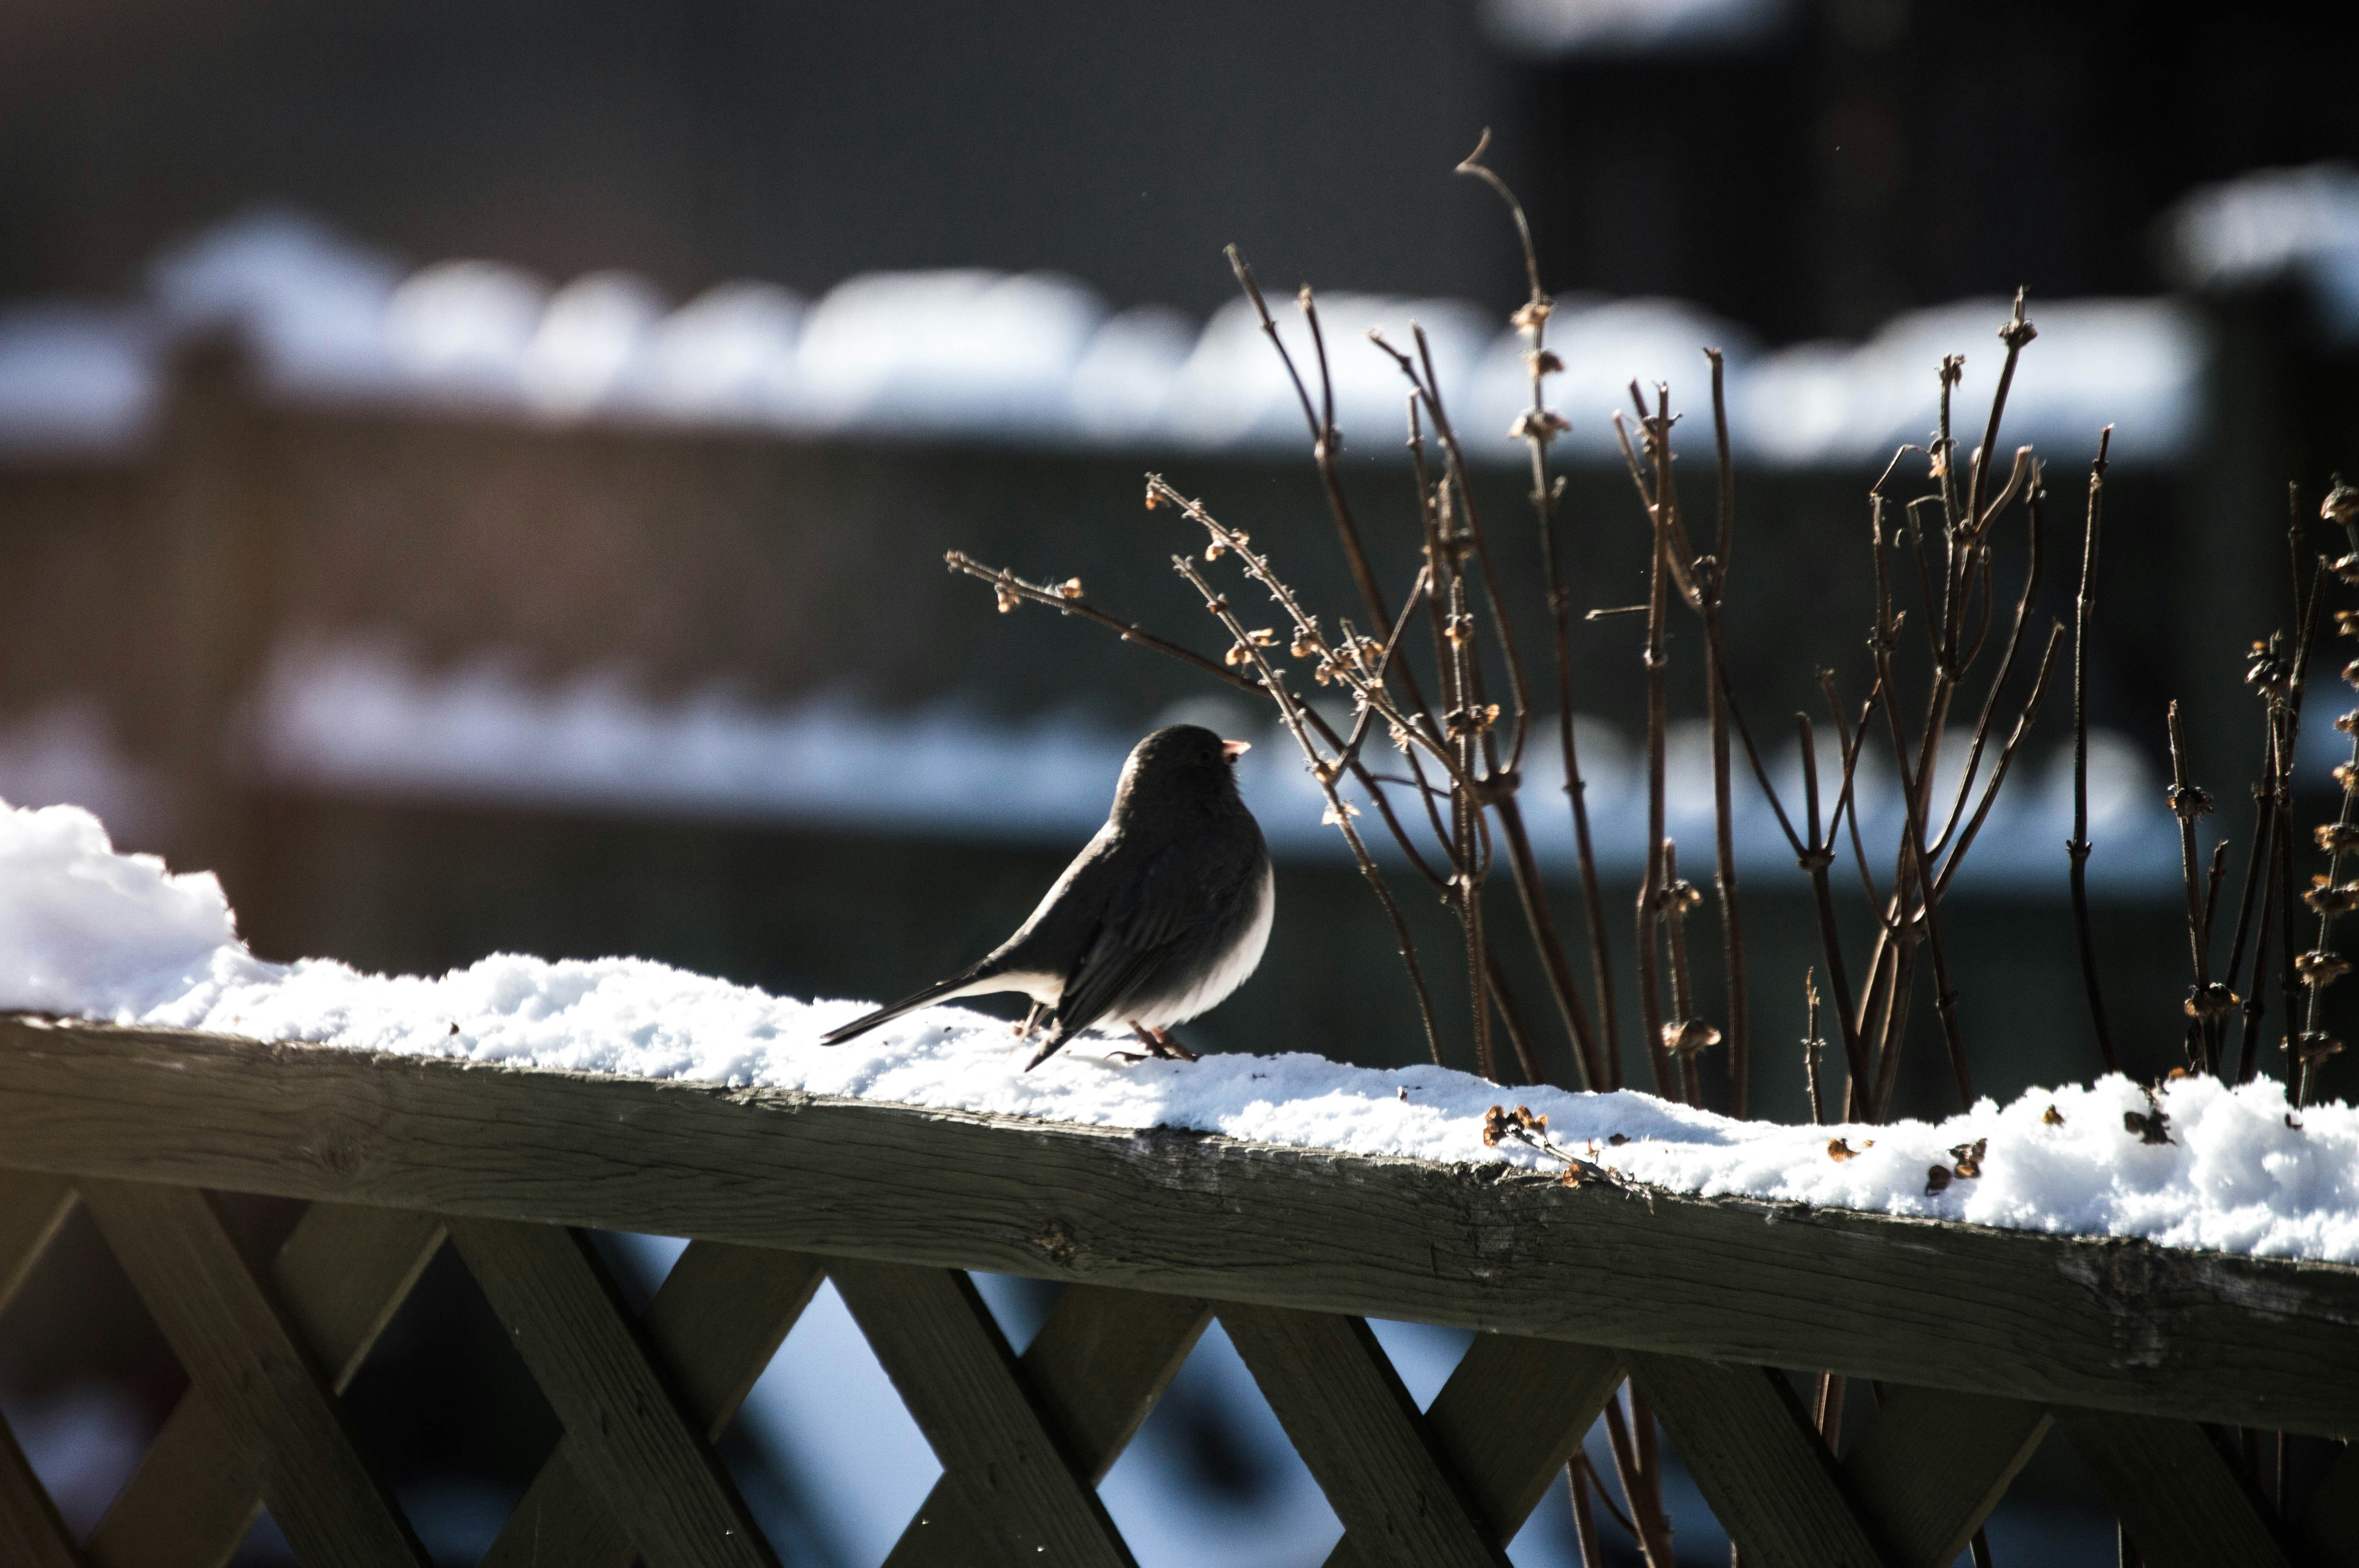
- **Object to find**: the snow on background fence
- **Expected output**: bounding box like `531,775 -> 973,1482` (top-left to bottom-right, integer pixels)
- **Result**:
1,185 -> 2268,465
0,637 -> 2188,890
242,637 -> 2187,892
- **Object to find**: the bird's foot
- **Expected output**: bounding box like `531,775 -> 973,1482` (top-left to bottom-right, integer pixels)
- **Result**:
1102,1050 -> 1150,1065
1011,1001 -> 1048,1040
1131,1025 -> 1200,1063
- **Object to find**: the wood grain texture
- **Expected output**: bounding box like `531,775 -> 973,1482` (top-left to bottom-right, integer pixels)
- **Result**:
832,1259 -> 1136,1568
87,1399 -> 251,1568
3,1019 -> 2356,1436
478,1241 -> 825,1568
884,1283 -> 1210,1568
445,1218 -> 778,1568
90,1204 -> 444,1568
0,1416 -> 81,1568
1022,1283 -> 1212,1482
1628,1353 -> 1882,1568
1842,1385 -> 2050,1568
0,1174 -> 79,1568
1415,1334 -> 1625,1542
1221,1303 -> 1506,1568
2304,1439 -> 2359,1568
644,1242 -> 827,1430
2055,1408 -> 2294,1568
1323,1333 -> 1625,1568
0,1171 -> 73,1310
78,1179 -> 430,1568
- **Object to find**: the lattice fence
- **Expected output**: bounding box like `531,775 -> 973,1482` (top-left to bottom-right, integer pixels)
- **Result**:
0,1016 -> 2353,1567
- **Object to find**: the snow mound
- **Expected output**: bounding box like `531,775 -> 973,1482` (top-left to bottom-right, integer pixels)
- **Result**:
3,798 -> 2354,1265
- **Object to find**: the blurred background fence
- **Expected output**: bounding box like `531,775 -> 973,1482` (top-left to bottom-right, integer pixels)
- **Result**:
6,0 -> 2359,1560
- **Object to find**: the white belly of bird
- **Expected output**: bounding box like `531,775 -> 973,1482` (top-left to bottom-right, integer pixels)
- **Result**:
1127,862 -> 1274,1031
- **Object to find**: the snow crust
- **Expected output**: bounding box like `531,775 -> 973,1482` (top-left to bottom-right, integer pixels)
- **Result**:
2,797 -> 2352,1265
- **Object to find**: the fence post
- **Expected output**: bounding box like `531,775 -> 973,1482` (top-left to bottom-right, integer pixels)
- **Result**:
147,330 -> 277,907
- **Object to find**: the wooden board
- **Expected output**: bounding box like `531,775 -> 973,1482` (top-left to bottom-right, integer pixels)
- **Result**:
2055,1408 -> 2293,1568
2,1019 -> 2355,1437
1410,1334 -> 1624,1542
1222,1303 -> 1506,1568
1310,1331 -> 1623,1568
478,1241 -> 825,1568
1843,1385 -> 2049,1568
2304,1440 -> 2359,1568
446,1218 -> 778,1568
0,1174 -> 80,1568
1628,1354 -> 1882,1568
0,1417 -> 80,1568
0,1172 -> 73,1310
832,1260 -> 1136,1568
78,1179 -> 430,1568
90,1204 -> 444,1568
884,1283 -> 1210,1568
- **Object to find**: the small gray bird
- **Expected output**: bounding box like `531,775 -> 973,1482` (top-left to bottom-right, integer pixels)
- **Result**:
820,724 -> 1273,1070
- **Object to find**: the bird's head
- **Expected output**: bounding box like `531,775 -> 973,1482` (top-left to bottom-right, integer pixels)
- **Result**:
1116,723 -> 1251,815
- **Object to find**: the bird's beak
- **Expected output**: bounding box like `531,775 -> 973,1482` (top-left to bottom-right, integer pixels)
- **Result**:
1221,739 -> 1251,762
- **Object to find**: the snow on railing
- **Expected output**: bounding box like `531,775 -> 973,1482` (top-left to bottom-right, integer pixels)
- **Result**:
2,207 -> 2205,467
0,793 -> 2347,1263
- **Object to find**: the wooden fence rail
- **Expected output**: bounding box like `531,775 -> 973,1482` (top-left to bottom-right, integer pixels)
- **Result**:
0,1013 -> 2353,1566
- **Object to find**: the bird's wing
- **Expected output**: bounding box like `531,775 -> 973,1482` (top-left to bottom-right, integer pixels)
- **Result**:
1047,825 -> 1274,1047
1047,835 -> 1238,1043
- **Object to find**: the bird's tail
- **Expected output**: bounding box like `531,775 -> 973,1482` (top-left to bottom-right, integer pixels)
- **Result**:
818,971 -> 993,1047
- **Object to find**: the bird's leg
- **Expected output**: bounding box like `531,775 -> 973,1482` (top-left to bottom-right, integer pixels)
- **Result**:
1132,1025 -> 1201,1063
1012,1001 -> 1047,1040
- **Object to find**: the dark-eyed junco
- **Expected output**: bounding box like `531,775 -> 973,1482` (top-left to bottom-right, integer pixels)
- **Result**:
820,723 -> 1272,1070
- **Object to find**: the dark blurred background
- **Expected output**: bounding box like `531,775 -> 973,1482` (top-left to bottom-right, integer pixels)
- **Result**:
6,1 -> 2358,333
5,1 -> 2359,1563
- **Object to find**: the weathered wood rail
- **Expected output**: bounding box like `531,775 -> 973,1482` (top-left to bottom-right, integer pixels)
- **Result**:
0,1013 -> 2353,1566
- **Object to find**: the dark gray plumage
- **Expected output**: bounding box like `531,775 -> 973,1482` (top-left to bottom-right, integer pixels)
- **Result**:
819,724 -> 1273,1070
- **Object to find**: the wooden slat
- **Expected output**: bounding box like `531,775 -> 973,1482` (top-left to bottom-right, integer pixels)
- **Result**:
2056,1408 -> 2294,1568
0,1418 -> 82,1568
1022,1283 -> 1213,1481
647,1243 -> 828,1427
90,1203 -> 444,1568
1221,1303 -> 1505,1568
1418,1334 -> 1625,1541
2304,1440 -> 2359,1568
884,1283 -> 1209,1568
271,1205 -> 448,1385
0,1171 -> 74,1310
78,1178 -> 430,1568
4,1019 -> 2358,1437
0,1174 -> 81,1568
445,1218 -> 778,1568
1843,1385 -> 2050,1568
832,1260 -> 1136,1568
479,1241 -> 826,1568
1320,1335 -> 1621,1568
1628,1352 -> 1882,1568
89,1399 -> 249,1568
1316,1334 -> 1635,1568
